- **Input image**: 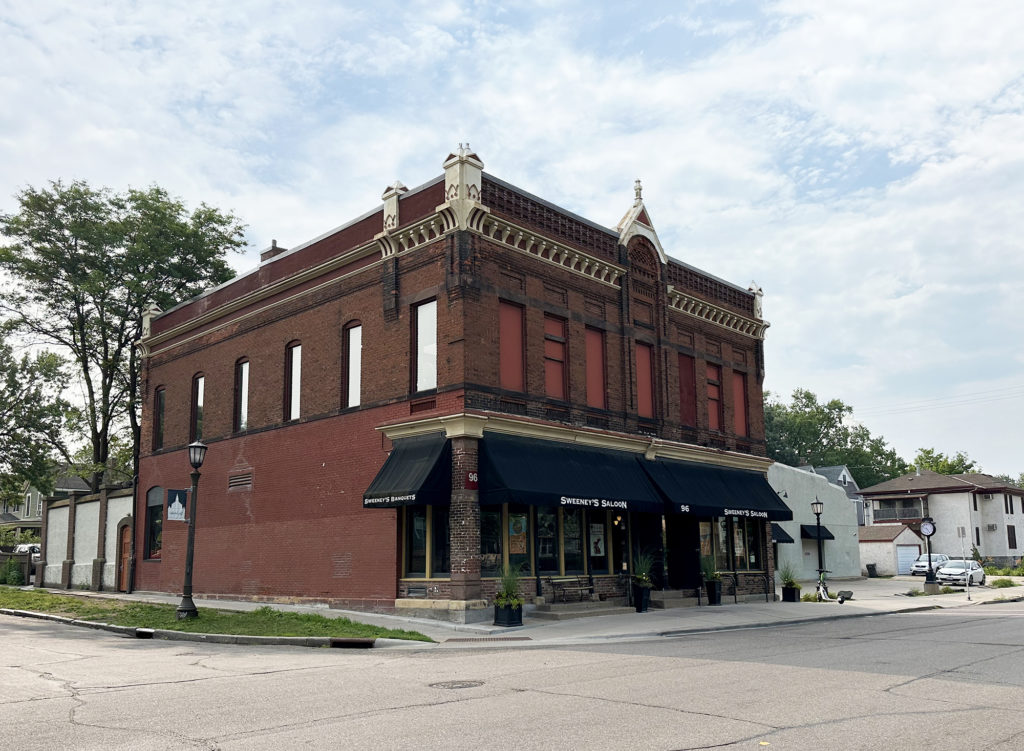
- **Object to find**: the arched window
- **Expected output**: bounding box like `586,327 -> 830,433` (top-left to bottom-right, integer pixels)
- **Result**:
343,321 -> 362,408
234,358 -> 250,432
190,374 -> 205,441
284,341 -> 301,421
145,486 -> 164,560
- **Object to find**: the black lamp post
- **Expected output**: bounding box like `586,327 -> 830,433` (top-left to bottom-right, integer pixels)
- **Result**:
811,497 -> 825,574
176,440 -> 208,620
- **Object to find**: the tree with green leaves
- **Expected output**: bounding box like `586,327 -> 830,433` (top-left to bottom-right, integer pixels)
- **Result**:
765,388 -> 908,488
911,448 -> 980,475
0,180 -> 245,490
0,323 -> 71,492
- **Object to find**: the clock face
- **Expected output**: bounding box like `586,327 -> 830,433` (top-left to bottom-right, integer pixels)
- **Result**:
921,521 -> 935,536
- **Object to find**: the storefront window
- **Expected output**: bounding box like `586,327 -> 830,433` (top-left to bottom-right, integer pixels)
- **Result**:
405,507 -> 427,577
432,507 -> 450,575
732,517 -> 747,570
508,506 -> 531,573
588,514 -> 609,574
536,507 -> 558,573
481,508 -> 503,577
145,486 -> 163,560
563,508 -> 584,573
715,518 -> 729,570
611,514 -> 627,573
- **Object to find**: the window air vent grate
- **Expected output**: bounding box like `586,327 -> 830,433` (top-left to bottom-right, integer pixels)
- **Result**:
410,398 -> 437,414
227,472 -> 253,490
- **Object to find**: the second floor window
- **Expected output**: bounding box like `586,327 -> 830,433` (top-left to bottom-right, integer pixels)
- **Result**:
636,342 -> 654,418
234,358 -> 250,432
707,363 -> 722,431
585,327 -> 606,409
732,371 -> 749,437
413,300 -> 437,393
679,354 -> 696,426
284,342 -> 301,421
190,374 -> 205,441
544,315 -> 567,400
153,386 -> 166,450
344,322 -> 362,408
499,301 -> 525,392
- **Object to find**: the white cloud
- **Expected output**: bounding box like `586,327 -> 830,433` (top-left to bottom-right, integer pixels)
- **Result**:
2,0 -> 1023,473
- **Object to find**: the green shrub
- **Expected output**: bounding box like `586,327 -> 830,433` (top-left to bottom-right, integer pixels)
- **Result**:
3,559 -> 24,586
800,592 -> 817,602
990,578 -> 1019,588
939,586 -> 956,594
906,588 -> 925,597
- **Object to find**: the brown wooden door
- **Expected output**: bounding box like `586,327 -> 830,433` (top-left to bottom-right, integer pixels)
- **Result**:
117,526 -> 131,592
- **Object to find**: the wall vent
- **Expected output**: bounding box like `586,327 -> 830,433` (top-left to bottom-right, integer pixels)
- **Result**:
227,472 -> 253,490
410,398 -> 437,414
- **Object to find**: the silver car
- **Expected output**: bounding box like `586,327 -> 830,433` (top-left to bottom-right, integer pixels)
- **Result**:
936,559 -> 986,586
911,553 -> 949,575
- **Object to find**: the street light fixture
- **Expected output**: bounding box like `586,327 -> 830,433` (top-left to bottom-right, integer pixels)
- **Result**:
176,440 -> 207,620
811,498 -> 825,574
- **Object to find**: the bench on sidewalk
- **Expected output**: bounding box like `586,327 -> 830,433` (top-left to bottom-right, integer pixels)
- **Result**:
545,575 -> 595,603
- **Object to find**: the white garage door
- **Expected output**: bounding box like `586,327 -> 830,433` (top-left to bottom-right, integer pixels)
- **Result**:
896,545 -> 920,575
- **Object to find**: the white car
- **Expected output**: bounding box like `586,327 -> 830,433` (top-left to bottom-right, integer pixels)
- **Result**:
13,543 -> 41,563
936,559 -> 985,586
910,554 -> 950,575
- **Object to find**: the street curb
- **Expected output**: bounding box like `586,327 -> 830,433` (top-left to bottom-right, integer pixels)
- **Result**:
0,608 -> 385,648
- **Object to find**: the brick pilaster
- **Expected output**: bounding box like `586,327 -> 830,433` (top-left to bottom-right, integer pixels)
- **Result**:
448,436 -> 481,600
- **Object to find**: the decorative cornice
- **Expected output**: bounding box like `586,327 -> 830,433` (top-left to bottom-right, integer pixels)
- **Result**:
667,285 -> 769,339
476,214 -> 624,288
376,214 -> 447,258
378,412 -> 771,471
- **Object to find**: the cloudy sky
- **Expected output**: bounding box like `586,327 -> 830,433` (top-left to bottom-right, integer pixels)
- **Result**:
3,0 -> 1023,477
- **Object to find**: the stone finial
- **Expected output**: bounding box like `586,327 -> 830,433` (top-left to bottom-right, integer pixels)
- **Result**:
382,181 -> 408,232
634,178 -> 643,204
748,281 -> 764,319
441,144 -> 485,230
141,304 -> 162,339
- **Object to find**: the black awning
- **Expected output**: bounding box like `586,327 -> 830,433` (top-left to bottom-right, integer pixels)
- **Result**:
800,524 -> 835,540
642,458 -> 793,521
772,523 -> 795,543
363,432 -> 451,508
478,433 -> 665,513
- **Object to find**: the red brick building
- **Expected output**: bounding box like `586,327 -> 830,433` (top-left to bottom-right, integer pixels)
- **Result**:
134,146 -> 790,620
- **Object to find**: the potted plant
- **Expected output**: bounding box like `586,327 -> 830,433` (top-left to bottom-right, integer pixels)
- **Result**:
493,562 -> 524,627
779,561 -> 801,602
701,556 -> 722,605
632,550 -> 654,612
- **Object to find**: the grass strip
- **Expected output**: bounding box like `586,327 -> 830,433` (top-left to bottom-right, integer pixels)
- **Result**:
0,587 -> 431,641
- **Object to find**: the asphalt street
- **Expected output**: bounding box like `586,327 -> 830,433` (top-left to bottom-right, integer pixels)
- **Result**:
2,591 -> 1023,750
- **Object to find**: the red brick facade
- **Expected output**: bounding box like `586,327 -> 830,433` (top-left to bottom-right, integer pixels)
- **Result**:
135,147 -> 775,612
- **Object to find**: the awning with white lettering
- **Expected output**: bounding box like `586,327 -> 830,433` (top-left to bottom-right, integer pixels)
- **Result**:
641,458 -> 793,521
362,432 -> 451,508
478,433 -> 665,513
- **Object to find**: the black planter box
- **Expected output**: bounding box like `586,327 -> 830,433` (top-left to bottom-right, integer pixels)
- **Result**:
494,604 -> 523,627
632,584 -> 651,612
781,585 -> 801,603
705,580 -> 722,606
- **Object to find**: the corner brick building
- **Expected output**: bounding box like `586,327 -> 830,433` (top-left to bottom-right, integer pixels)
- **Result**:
134,146 -> 791,621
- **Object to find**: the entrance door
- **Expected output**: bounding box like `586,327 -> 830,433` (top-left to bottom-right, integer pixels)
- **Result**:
117,526 -> 131,592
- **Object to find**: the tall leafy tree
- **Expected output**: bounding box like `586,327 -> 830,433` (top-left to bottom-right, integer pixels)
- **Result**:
912,448 -> 980,475
765,388 -> 908,488
0,180 -> 245,490
0,322 -> 71,491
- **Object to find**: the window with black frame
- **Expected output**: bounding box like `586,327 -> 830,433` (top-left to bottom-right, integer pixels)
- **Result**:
403,506 -> 450,579
145,487 -> 163,560
480,508 -> 503,577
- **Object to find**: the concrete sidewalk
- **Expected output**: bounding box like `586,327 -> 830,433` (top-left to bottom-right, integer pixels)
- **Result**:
10,575 -> 1023,649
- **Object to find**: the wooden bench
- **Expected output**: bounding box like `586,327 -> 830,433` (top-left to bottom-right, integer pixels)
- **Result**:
545,575 -> 595,603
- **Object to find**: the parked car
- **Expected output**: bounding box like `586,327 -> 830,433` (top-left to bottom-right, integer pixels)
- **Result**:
911,553 -> 950,575
13,544 -> 41,563
936,559 -> 986,586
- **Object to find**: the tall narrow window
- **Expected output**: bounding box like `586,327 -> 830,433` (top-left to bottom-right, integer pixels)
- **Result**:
636,342 -> 654,418
344,322 -> 362,408
284,342 -> 301,421
707,363 -> 722,431
678,354 -> 696,426
145,487 -> 164,560
732,370 -> 749,436
499,301 -> 525,392
543,315 -> 567,400
1008,525 -> 1018,550
190,374 -> 205,442
413,300 -> 437,393
153,386 -> 166,450
234,358 -> 250,432
585,327 -> 606,409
